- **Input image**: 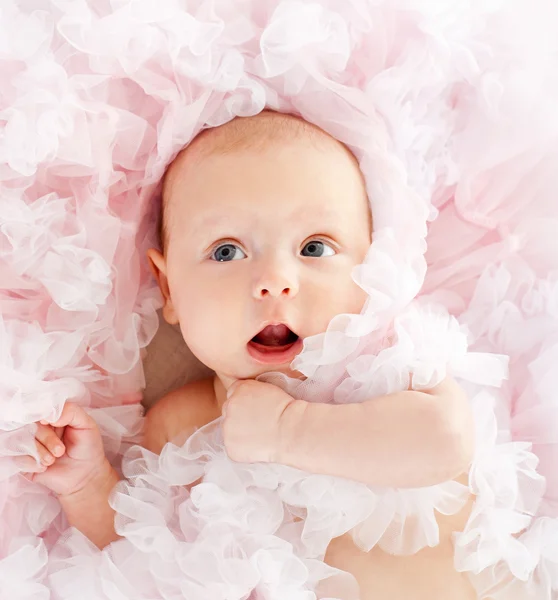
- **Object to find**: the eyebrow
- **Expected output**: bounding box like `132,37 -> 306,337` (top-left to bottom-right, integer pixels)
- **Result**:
292,206 -> 339,222
192,207 -> 339,231
190,212 -> 240,231
186,198 -> 368,237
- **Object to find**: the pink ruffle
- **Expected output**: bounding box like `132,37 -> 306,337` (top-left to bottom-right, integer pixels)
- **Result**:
1,0 -> 557,598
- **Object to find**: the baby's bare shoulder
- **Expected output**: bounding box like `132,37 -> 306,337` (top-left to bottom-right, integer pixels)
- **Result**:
143,378 -> 219,454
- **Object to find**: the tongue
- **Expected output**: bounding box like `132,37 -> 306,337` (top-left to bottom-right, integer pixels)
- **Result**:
253,324 -> 293,347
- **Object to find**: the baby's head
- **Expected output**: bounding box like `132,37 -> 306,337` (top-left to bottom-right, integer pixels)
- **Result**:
148,111 -> 372,387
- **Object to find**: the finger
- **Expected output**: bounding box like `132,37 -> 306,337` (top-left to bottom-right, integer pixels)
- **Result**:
35,423 -> 65,458
48,403 -> 95,430
35,439 -> 57,466
13,455 -> 47,474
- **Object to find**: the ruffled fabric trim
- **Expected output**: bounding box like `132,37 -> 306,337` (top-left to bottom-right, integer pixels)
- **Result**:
1,0 -> 557,598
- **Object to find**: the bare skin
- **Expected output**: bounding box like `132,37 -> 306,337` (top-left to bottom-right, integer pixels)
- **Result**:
23,112 -> 477,598
144,376 -> 477,600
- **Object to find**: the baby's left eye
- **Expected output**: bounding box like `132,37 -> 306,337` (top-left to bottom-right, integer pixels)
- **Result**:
301,240 -> 336,258
211,243 -> 247,262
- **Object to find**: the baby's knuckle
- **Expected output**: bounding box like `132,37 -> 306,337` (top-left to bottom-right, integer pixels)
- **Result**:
234,383 -> 248,396
242,383 -> 259,398
233,397 -> 247,412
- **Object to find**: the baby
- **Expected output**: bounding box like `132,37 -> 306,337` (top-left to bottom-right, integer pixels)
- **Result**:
24,111 -> 476,598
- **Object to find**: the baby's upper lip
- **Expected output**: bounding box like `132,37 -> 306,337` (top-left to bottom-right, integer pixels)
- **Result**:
250,320 -> 299,342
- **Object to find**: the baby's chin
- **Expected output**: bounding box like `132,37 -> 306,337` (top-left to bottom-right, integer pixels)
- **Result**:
216,361 -> 304,384
258,364 -> 304,380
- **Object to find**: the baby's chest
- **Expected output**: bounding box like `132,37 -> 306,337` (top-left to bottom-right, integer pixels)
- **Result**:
324,475 -> 475,600
324,531 -> 477,600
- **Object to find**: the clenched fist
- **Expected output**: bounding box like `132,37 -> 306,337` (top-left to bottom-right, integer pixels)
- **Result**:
221,380 -> 300,464
19,402 -> 109,498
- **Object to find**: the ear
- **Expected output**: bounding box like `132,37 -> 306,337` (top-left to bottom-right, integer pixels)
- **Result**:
147,248 -> 179,325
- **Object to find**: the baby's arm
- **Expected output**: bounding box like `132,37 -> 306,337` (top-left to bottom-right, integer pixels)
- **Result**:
27,400 -> 175,550
277,377 -> 474,488
60,395 -> 185,549
23,403 -> 122,549
59,461 -> 121,549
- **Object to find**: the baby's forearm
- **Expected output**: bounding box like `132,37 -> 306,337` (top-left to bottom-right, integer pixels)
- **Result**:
58,460 -> 121,549
278,383 -> 474,488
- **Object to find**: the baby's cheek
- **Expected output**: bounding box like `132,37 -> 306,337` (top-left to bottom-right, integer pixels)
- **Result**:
350,282 -> 368,314
178,296 -> 237,369
177,300 -> 213,351
330,273 -> 367,315
180,321 -> 219,371
306,279 -> 365,336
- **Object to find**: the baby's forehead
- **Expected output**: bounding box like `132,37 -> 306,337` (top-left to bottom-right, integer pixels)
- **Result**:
159,111 -> 361,249
166,111 -> 344,179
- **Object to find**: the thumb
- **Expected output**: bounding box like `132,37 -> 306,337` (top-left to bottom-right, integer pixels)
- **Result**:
44,402 -> 95,431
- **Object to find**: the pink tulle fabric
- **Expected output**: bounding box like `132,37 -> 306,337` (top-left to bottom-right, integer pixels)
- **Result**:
1,0 -> 557,598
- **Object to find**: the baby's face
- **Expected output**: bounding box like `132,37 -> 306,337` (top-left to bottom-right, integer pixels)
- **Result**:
151,136 -> 371,385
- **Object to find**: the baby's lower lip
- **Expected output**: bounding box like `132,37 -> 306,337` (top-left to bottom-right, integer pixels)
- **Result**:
246,338 -> 303,365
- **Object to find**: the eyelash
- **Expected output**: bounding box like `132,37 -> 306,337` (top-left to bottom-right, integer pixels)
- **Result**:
208,237 -> 338,258
208,239 -> 243,254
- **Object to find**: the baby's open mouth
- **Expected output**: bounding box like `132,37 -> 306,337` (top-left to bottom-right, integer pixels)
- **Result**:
251,324 -> 299,347
247,324 -> 302,365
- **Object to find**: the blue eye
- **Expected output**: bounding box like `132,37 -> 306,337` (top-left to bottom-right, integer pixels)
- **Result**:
301,240 -> 335,257
211,243 -> 246,262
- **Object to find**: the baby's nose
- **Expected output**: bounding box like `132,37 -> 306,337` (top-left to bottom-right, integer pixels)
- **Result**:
253,268 -> 299,299
257,284 -> 293,298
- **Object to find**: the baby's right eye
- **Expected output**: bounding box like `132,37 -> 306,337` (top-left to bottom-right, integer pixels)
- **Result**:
211,243 -> 247,262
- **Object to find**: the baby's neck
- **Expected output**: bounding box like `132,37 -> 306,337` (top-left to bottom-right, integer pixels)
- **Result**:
212,375 -> 228,414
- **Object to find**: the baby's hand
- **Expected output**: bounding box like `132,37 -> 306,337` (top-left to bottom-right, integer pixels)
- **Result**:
19,402 -> 108,498
222,380 -> 296,464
